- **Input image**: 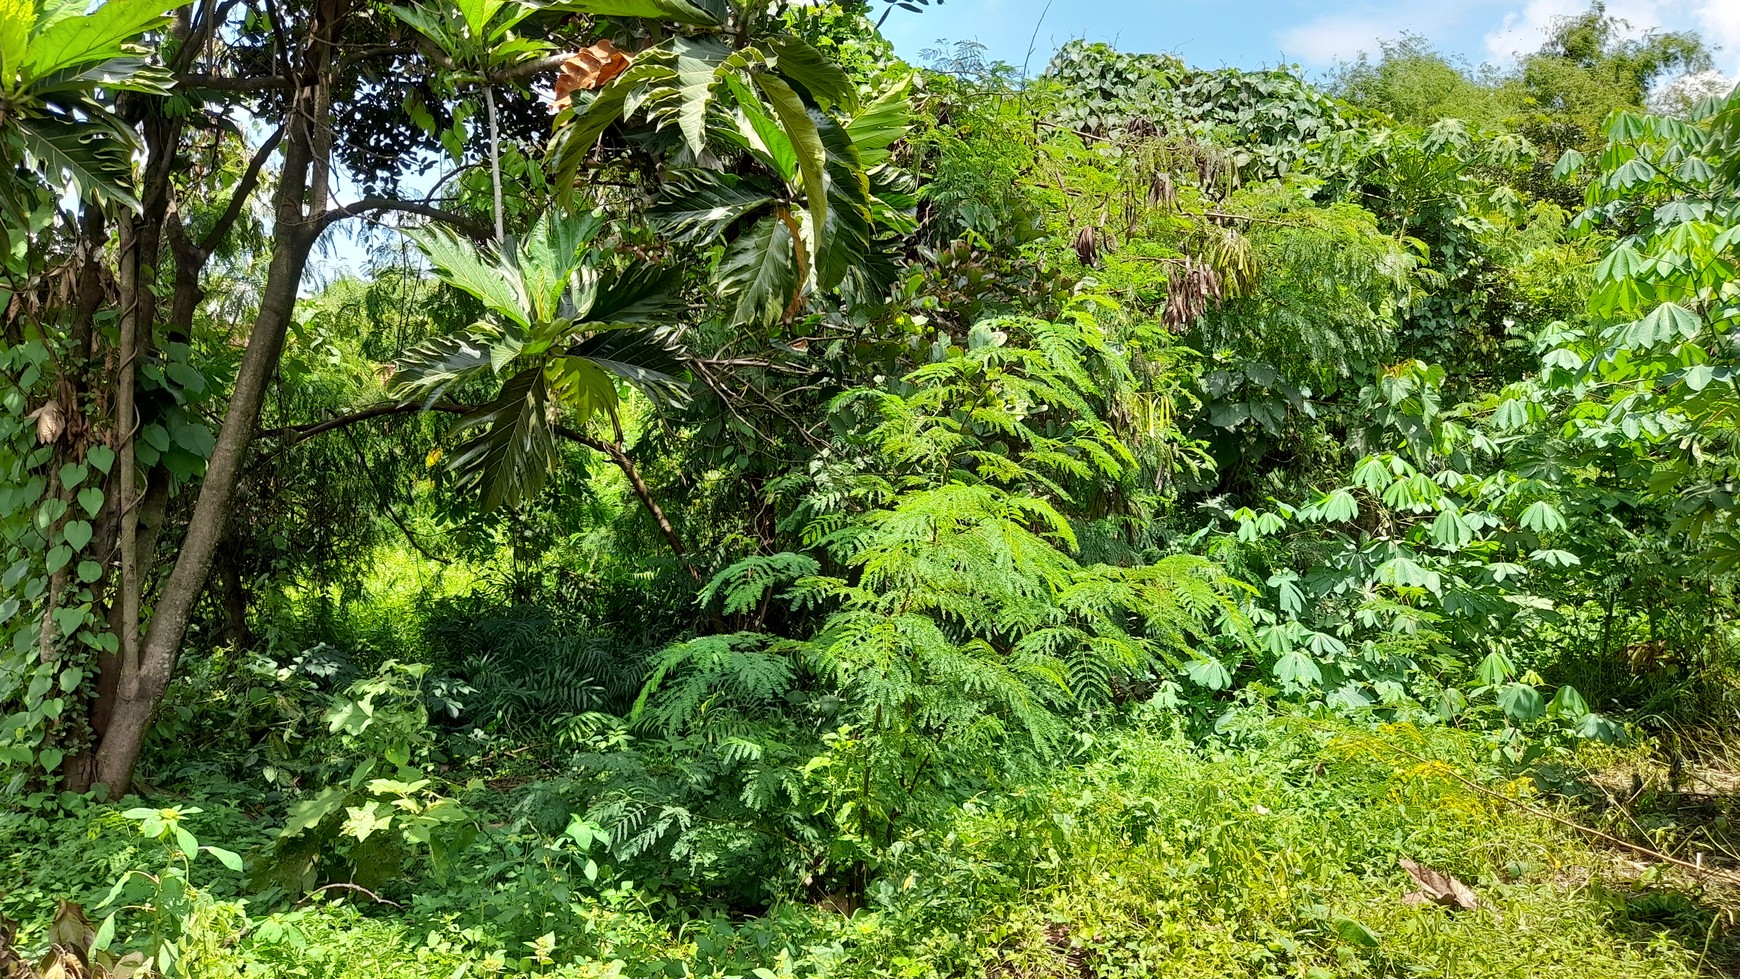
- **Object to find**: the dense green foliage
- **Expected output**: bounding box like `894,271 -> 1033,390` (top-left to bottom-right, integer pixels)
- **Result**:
4,0 -> 1740,976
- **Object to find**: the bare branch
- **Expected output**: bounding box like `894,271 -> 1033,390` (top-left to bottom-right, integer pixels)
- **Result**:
260,401 -> 697,575
176,73 -> 292,92
317,197 -> 492,240
199,125 -> 286,254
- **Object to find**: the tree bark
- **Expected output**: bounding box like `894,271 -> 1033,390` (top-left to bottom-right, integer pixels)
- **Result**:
88,0 -> 347,795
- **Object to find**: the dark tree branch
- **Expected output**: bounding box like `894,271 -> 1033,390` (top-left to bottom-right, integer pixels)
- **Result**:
258,401 -> 698,576
317,197 -> 492,240
567,415 -> 701,583
485,53 -> 571,85
176,73 -> 292,92
257,401 -> 429,446
199,125 -> 286,254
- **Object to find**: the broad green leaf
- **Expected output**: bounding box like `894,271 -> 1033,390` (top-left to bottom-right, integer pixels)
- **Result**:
1185,656 -> 1232,690
814,109 -> 871,290
665,37 -> 727,157
1576,712 -> 1624,742
649,170 -> 777,243
390,329 -> 496,405
1273,650 -> 1321,687
1428,508 -> 1471,549
1497,682 -> 1545,721
1321,489 -> 1358,522
546,0 -> 722,26
513,209 -> 604,321
1682,363 -> 1715,391
15,114 -> 140,211
409,228 -> 529,327
1376,555 -> 1439,593
1330,916 -> 1380,948
584,265 -> 683,323
0,0 -> 30,73
1547,684 -> 1588,719
567,327 -> 688,406
1350,455 -> 1390,493
752,73 -> 828,272
445,367 -> 557,511
726,74 -> 796,181
201,845 -> 244,871
61,521 -> 91,552
24,0 -> 188,80
1517,500 -> 1566,534
341,802 -> 392,842
1267,571 -> 1304,614
760,35 -> 856,111
718,214 -> 799,326
281,785 -> 349,838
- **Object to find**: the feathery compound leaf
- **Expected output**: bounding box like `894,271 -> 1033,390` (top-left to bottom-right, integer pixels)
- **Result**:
699,553 -> 821,615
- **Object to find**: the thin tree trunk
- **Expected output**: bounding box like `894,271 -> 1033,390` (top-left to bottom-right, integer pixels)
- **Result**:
89,0 -> 345,794
483,84 -> 505,242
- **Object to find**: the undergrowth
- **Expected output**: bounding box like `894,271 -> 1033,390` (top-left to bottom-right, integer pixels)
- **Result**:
2,716 -> 1729,977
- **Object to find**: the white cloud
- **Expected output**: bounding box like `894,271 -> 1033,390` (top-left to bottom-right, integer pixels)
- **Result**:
1483,0 -> 1740,73
1277,10 -> 1455,66
1483,0 -> 1586,62
1274,0 -> 1739,76
1695,0 -> 1740,75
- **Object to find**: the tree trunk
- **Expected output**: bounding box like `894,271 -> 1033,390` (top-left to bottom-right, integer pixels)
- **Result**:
87,0 -> 346,795
217,552 -> 254,650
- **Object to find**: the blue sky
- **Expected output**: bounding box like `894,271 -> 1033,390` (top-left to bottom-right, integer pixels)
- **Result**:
876,0 -> 1740,78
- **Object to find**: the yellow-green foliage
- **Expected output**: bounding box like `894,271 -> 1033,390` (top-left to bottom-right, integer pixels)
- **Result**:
17,719 -> 1707,978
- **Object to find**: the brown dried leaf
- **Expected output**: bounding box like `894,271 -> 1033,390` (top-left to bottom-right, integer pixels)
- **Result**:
1073,227 -> 1099,267
552,40 -> 632,112
37,946 -> 84,979
1399,857 -> 1478,911
48,904 -> 93,956
28,402 -> 65,444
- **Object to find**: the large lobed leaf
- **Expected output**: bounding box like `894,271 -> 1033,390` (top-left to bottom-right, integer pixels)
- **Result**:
718,214 -> 799,326
389,329 -> 498,405
411,227 -> 531,328
22,0 -> 190,82
649,170 -> 778,243
568,326 -> 689,406
14,113 -> 140,210
445,367 -> 557,512
545,0 -> 723,27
